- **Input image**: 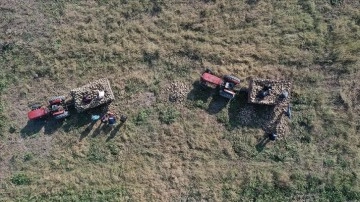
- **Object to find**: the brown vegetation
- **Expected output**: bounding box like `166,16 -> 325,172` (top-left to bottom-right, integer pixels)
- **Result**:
0,0 -> 359,201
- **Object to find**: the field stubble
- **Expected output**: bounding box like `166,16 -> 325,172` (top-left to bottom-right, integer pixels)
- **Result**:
0,0 -> 360,201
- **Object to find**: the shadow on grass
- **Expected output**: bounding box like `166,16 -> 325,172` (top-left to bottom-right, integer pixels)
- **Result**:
187,84 -> 279,132
187,80 -> 229,113
255,133 -> 271,152
63,107 -> 93,134
20,104 -> 110,138
80,121 -> 97,141
20,116 -> 69,137
20,119 -> 47,137
44,119 -> 66,135
106,122 -> 124,142
227,91 -> 276,131
187,81 -> 214,103
63,104 -> 110,133
80,120 -> 125,141
207,94 -> 229,114
91,123 -> 105,138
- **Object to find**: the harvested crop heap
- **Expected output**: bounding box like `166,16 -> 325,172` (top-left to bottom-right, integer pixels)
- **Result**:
70,78 -> 115,112
167,82 -> 189,103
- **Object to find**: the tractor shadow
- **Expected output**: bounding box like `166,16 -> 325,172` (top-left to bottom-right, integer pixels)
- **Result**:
20,115 -> 72,137
21,104 -> 109,138
187,81 -> 213,103
20,118 -> 66,137
21,119 -> 47,137
187,80 -> 228,114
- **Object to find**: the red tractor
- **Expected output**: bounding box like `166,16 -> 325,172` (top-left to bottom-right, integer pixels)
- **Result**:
200,69 -> 241,99
27,96 -> 70,120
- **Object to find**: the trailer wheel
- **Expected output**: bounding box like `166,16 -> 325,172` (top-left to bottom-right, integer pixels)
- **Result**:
49,96 -> 66,104
224,75 -> 240,84
54,111 -> 70,120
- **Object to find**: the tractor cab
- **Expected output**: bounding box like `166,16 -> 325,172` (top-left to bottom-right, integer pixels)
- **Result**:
224,81 -> 235,89
48,97 -> 69,119
51,104 -> 61,111
219,75 -> 241,99
51,105 -> 65,116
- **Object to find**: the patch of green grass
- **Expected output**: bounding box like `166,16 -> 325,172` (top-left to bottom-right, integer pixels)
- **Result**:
0,103 -> 6,134
87,143 -> 107,163
23,153 -> 33,162
11,173 -> 31,185
238,170 -> 360,201
158,106 -> 180,124
193,100 -> 207,109
216,110 -> 228,124
124,77 -> 148,94
134,109 -> 152,125
107,142 -> 120,155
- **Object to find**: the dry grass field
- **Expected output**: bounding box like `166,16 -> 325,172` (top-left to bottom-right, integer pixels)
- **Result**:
0,0 -> 360,201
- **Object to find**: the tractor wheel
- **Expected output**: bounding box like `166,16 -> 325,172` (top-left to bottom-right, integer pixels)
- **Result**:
49,96 -> 66,104
54,111 -> 70,120
224,75 -> 240,84
30,104 -> 42,110
205,68 -> 213,74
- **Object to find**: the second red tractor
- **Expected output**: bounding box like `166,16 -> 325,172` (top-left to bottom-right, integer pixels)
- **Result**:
200,69 -> 241,99
27,96 -> 70,120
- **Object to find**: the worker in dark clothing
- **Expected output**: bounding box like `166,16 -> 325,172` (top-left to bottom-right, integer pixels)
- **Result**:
83,94 -> 92,104
101,113 -> 109,123
257,85 -> 272,99
263,85 -> 272,92
269,133 -> 277,141
108,113 -> 116,126
101,112 -> 116,125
